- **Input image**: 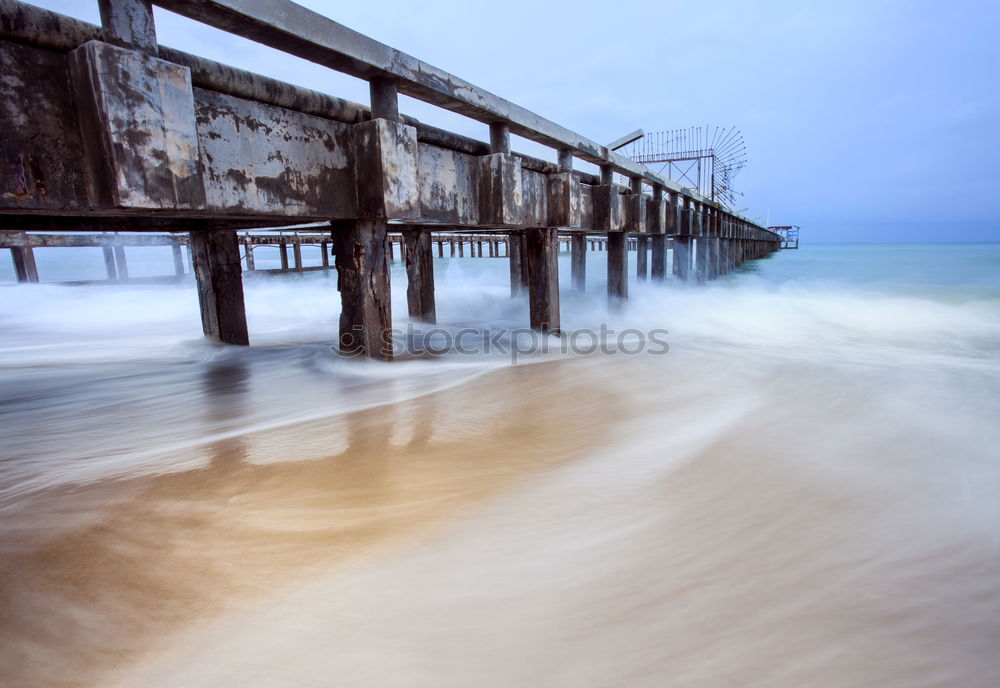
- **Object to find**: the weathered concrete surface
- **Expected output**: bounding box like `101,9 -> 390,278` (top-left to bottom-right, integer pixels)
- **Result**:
636,235 -> 649,280
417,144 -> 479,225
570,233 -> 586,292
9,240 -> 38,282
547,172 -> 584,228
650,234 -> 666,281
593,185 -> 624,233
403,227 -> 435,324
607,232 -> 627,303
508,229 -> 525,297
97,0 -> 156,54
525,228 -> 559,333
673,237 -> 691,281
195,88 -> 354,217
332,220 -> 392,361
0,1 -> 778,246
189,228 -> 249,345
354,118 -> 419,221
0,41 -> 86,211
69,40 -> 205,209
626,193 -> 647,234
478,153 -> 523,227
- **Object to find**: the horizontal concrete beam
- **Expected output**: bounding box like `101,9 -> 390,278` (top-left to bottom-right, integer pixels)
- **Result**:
0,0 -> 773,235
151,0 -> 743,215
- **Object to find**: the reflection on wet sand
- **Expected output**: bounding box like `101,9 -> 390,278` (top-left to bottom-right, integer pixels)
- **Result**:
0,360 -> 619,688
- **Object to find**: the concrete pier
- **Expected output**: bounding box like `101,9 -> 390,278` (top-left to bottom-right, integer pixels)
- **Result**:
0,0 -> 786,356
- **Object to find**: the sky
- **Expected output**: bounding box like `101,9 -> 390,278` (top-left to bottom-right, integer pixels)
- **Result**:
25,0 -> 1000,243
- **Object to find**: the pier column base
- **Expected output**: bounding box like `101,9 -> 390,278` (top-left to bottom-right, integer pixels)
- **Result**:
508,230 -> 528,297
708,237 -> 720,280
11,245 -> 39,283
172,242 -> 185,275
636,235 -> 649,281
243,241 -> 255,271
103,246 -> 117,280
190,229 -> 249,345
570,233 -> 586,292
650,235 -> 666,281
525,228 -> 560,334
672,237 -> 691,281
113,245 -> 129,281
403,227 -> 436,324
332,220 -> 392,360
607,232 -> 628,304
695,238 -> 709,283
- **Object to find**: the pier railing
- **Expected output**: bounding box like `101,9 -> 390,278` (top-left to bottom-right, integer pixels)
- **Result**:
151,0 -> 735,213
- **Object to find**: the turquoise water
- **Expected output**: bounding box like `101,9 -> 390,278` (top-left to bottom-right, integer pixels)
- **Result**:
6,239 -> 998,290
739,242 -> 1000,292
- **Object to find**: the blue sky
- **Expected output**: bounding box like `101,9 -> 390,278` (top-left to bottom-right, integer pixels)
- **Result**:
27,0 -> 1000,242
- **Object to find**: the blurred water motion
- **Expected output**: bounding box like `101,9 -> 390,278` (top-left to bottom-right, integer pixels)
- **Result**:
1,244 -> 999,687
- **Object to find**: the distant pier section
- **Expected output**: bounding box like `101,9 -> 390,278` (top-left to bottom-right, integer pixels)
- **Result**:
0,0 -> 784,357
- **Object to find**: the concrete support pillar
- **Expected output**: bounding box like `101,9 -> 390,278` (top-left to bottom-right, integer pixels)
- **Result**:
450,239 -> 456,257
11,245 -> 39,283
279,242 -> 289,271
457,240 -> 464,257
243,242 -> 255,271
293,242 -> 303,271
189,229 -> 249,346
636,235 -> 649,281
708,238 -> 720,280
525,228 -> 560,334
103,245 -> 117,280
403,228 -> 436,324
332,220 -> 392,360
650,234 -> 666,281
369,77 -> 400,122
98,0 -> 157,54
695,238 -> 709,283
113,245 -> 128,281
607,232 -> 628,304
570,233 -> 586,292
489,122 -> 511,155
173,242 -> 186,275
672,237 -> 691,281
508,230 -> 529,297
321,241 -> 330,268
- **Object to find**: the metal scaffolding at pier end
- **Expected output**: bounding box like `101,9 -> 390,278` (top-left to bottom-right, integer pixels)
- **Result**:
769,226 -> 800,249
620,127 -> 747,209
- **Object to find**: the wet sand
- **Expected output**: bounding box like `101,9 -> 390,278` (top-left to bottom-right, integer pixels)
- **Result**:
3,347 -> 999,687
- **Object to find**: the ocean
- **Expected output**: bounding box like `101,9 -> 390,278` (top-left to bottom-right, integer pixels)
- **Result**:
1,241 -> 998,687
